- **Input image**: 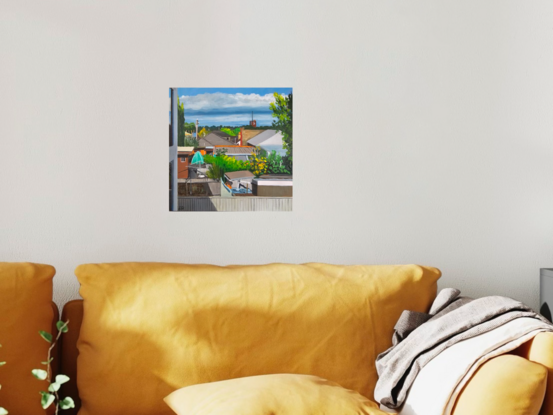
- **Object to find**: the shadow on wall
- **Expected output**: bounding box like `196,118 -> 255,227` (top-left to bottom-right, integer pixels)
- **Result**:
540,302 -> 552,322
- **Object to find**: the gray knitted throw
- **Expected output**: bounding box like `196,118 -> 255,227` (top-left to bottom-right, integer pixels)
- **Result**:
374,288 -> 552,410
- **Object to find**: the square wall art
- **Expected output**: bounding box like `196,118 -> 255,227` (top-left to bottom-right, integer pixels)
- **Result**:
169,88 -> 293,212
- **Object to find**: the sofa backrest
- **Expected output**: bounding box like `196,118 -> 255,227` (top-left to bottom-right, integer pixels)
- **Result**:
70,263 -> 440,415
0,263 -> 58,415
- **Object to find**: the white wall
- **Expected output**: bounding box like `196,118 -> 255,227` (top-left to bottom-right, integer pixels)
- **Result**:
1,1 -> 552,309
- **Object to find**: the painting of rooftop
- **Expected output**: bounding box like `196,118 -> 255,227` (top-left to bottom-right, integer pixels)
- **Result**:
168,87 -> 293,212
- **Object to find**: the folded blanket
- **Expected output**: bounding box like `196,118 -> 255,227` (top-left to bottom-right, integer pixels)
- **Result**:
398,317 -> 550,415
375,288 -> 553,411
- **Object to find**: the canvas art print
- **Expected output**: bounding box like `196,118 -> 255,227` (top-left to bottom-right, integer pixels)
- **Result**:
169,88 -> 293,212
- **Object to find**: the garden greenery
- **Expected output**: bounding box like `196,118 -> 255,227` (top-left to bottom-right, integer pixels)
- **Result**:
205,163 -> 225,180
203,149 -> 289,179
265,151 -> 290,175
204,154 -> 250,176
249,153 -> 267,177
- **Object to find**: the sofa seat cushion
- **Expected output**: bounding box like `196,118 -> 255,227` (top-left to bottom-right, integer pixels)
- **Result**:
75,262 -> 440,415
164,374 -> 386,415
452,354 -> 547,415
0,262 -> 56,415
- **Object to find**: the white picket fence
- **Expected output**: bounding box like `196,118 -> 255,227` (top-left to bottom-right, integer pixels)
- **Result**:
178,197 -> 292,212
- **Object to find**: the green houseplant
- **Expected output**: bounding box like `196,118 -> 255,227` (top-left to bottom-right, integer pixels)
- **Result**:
32,321 -> 74,414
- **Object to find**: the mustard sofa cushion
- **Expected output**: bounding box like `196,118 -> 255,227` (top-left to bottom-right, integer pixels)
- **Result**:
0,262 -> 55,415
452,354 -> 547,415
164,374 -> 387,415
75,262 -> 440,415
513,332 -> 553,415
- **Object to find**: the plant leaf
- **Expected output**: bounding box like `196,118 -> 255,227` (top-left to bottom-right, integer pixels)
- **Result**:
32,369 -> 48,380
55,374 -> 70,385
56,321 -> 69,333
41,358 -> 54,365
40,392 -> 55,409
0,362 -> 6,366
0,406 -> 8,414
48,382 -> 60,392
60,397 -> 75,410
38,331 -> 52,343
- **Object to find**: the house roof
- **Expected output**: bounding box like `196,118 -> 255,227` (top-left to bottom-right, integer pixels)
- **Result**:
258,131 -> 284,147
225,170 -> 255,180
247,129 -> 280,146
215,146 -> 255,154
242,129 -> 264,143
178,146 -> 195,152
198,132 -> 233,147
248,130 -> 285,156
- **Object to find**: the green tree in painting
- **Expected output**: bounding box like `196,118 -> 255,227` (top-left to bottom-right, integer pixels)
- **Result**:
177,97 -> 186,146
176,98 -> 199,147
183,137 -> 199,147
198,127 -> 208,138
269,92 -> 293,173
220,127 -> 241,136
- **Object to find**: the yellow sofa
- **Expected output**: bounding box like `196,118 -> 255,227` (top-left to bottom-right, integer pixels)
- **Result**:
3,262 -> 553,415
59,300 -> 553,415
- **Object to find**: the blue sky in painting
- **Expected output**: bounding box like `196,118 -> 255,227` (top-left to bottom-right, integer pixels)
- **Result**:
176,87 -> 292,127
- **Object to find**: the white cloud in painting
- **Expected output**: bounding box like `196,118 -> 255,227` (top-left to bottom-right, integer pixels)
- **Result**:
179,93 -> 277,111
192,113 -> 274,125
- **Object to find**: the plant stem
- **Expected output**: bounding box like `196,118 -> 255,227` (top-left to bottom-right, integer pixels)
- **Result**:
46,321 -> 69,415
